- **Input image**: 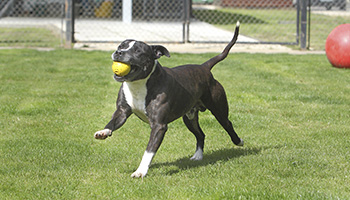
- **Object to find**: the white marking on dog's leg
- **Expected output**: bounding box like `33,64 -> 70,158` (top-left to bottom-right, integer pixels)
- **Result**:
190,147 -> 203,161
131,151 -> 154,178
237,138 -> 244,146
94,129 -> 112,139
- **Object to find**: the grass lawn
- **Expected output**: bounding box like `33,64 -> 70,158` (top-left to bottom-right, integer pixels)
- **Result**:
194,8 -> 297,44
0,27 -> 62,48
309,13 -> 350,50
1,49 -> 350,199
194,8 -> 350,50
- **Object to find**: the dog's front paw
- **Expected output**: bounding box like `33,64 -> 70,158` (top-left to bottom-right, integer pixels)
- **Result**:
94,129 -> 112,139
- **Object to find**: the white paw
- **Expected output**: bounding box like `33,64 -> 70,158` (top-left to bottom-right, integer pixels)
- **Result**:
94,129 -> 112,139
190,148 -> 203,161
131,151 -> 154,178
237,139 -> 244,146
131,168 -> 148,178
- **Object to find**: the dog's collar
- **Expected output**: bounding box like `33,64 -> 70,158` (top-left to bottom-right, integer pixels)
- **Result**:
146,60 -> 157,79
151,60 -> 157,75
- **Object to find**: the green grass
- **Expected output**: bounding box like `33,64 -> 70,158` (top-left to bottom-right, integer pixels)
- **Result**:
0,27 -> 62,48
194,8 -> 350,50
309,13 -> 350,50
193,9 -> 297,44
1,49 -> 350,199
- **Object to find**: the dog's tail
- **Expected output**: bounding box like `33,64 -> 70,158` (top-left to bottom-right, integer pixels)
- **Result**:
203,21 -> 240,70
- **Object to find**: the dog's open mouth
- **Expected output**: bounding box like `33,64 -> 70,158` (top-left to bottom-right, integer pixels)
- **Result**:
112,58 -> 156,82
112,61 -> 131,76
113,64 -> 139,82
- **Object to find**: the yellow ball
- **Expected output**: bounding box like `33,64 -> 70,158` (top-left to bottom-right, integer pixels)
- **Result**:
112,62 -> 131,77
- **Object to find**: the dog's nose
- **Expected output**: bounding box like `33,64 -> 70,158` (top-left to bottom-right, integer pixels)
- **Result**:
112,50 -> 123,61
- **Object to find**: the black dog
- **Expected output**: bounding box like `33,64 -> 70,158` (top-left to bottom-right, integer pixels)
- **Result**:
94,22 -> 243,178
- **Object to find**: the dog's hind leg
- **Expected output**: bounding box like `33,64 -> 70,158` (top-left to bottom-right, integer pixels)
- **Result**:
203,82 -> 244,146
183,109 -> 205,160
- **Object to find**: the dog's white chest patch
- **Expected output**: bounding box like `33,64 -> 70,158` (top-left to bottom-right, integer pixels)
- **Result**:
121,61 -> 157,123
122,79 -> 149,122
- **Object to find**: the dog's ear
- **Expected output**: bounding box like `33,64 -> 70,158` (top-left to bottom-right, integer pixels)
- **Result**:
151,45 -> 170,59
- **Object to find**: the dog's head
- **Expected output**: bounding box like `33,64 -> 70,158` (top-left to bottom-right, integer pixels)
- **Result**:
111,40 -> 170,82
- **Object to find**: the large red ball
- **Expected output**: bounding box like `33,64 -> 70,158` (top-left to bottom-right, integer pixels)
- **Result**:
325,24 -> 350,69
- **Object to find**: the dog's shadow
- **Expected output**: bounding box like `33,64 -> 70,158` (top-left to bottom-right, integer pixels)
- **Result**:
151,147 -> 261,175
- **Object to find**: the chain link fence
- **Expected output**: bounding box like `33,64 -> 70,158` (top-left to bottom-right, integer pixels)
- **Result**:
74,0 -> 187,43
1,0 -> 349,49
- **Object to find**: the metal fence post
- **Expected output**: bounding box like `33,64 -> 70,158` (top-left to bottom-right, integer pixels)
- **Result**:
307,0 -> 311,49
182,0 -> 186,43
122,0 -> 132,23
296,0 -> 300,45
65,0 -> 74,48
183,0 -> 191,43
300,0 -> 308,49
